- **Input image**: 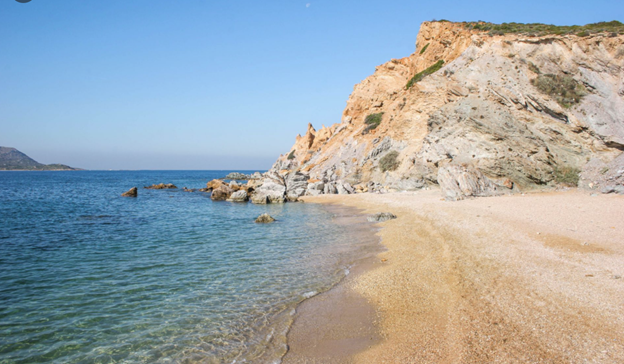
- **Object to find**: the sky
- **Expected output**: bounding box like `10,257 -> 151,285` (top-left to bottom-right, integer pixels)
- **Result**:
1,0 -> 622,170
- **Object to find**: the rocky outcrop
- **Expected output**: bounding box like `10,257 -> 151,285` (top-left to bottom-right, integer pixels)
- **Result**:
211,185 -> 234,201
438,164 -> 500,201
121,187 -> 138,197
285,172 -> 309,201
268,21 -> 624,200
227,190 -> 249,202
144,183 -> 177,190
251,172 -> 287,204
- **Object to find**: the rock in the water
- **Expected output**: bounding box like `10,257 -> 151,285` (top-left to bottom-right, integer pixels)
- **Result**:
229,181 -> 241,191
437,164 -> 499,201
121,187 -> 138,197
367,212 -> 397,222
255,213 -> 275,223
227,190 -> 249,202
144,183 -> 177,190
211,185 -> 234,201
206,179 -> 224,191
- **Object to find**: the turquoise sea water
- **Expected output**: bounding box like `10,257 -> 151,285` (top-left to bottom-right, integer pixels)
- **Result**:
0,171 -> 378,363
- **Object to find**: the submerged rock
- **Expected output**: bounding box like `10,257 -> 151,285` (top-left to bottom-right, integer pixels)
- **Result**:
255,213 -> 276,223
121,187 -> 138,197
367,212 -> 397,222
144,183 -> 177,190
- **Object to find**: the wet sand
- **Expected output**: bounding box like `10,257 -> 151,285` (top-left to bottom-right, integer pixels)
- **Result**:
285,189 -> 624,363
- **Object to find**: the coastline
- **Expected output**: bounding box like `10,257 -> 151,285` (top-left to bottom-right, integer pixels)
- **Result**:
282,204 -> 384,363
289,189 -> 624,363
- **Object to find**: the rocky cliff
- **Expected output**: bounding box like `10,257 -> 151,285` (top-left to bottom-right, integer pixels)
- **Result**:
264,21 -> 624,201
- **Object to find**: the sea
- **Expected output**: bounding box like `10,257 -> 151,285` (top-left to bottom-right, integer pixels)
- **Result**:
0,170 -> 379,364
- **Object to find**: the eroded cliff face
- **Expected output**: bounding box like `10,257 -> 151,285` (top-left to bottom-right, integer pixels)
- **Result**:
269,21 -> 624,200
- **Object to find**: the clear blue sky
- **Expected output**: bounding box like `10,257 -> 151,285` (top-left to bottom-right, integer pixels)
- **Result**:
1,0 -> 622,170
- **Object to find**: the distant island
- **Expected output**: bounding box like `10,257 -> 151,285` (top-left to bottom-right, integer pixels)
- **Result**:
0,147 -> 79,171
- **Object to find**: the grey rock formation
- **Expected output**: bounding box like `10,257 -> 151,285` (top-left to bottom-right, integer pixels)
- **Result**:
227,190 -> 249,202
251,172 -> 286,204
323,182 -> 338,195
367,212 -> 397,222
255,213 -> 276,223
285,171 -> 309,201
121,187 -> 138,197
438,164 -> 500,201
306,181 -> 325,196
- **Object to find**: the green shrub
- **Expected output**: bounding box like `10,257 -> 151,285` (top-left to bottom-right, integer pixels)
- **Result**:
553,166 -> 580,186
528,62 -> 541,74
462,20 -> 624,37
420,43 -> 430,55
531,74 -> 587,108
287,150 -> 296,160
379,151 -> 400,172
406,60 -> 445,89
362,112 -> 384,134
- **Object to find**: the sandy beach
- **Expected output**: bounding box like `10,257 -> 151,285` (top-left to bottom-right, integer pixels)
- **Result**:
285,189 -> 624,363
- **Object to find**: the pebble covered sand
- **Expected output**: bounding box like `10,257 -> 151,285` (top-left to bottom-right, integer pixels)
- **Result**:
291,189 -> 624,363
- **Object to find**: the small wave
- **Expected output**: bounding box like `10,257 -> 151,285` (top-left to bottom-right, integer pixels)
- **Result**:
301,291 -> 318,299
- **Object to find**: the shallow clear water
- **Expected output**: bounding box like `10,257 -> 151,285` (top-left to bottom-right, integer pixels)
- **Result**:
0,171 -> 378,363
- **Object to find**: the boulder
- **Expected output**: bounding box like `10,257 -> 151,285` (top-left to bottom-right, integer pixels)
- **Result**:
367,212 -> 397,222
211,185 -> 234,201
229,181 -> 241,191
121,187 -> 138,197
144,183 -> 177,190
227,190 -> 249,202
206,179 -> 224,191
437,164 -> 500,201
250,193 -> 268,204
255,213 -> 276,223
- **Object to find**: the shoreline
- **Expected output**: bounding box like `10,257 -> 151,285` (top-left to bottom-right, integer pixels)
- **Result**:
287,188 -> 624,363
281,203 -> 385,364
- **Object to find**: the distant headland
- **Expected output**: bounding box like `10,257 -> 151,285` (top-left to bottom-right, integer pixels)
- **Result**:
0,147 -> 80,171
